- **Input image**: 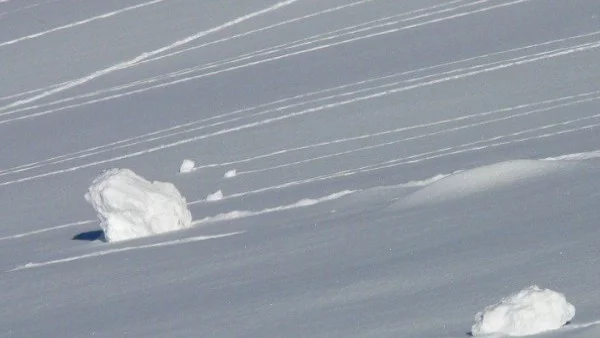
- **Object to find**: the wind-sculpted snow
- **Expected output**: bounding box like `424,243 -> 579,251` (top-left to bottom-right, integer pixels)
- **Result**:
395,160 -> 574,208
85,169 -> 192,242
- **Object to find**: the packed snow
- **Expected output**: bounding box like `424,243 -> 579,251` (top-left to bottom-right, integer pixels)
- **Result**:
471,285 -> 576,336
85,169 -> 192,242
179,159 -> 195,173
206,189 -> 224,202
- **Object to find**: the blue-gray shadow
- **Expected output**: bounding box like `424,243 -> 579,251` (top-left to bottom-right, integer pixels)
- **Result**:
72,230 -> 105,241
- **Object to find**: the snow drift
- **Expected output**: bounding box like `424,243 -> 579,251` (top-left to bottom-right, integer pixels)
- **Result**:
85,169 -> 193,242
396,160 -> 571,208
471,285 -> 575,336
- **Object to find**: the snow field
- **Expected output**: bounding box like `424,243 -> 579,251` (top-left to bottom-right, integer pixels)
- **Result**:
471,285 -> 575,336
1,0 -> 600,337
85,168 -> 192,242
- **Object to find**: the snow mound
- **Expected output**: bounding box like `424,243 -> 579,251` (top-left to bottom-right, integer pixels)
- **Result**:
85,169 -> 193,242
206,190 -> 223,201
397,160 -> 570,207
224,169 -> 237,178
471,285 -> 575,336
179,159 -> 195,173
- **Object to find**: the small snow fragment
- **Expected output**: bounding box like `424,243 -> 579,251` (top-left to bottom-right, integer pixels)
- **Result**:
471,285 -> 575,336
206,190 -> 223,202
85,169 -> 193,243
224,169 -> 237,178
179,159 -> 195,173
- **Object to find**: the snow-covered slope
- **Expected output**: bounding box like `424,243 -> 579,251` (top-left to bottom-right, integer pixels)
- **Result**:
1,0 -> 600,337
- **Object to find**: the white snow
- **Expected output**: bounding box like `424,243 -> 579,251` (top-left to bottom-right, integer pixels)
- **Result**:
84,169 -> 192,242
471,285 -> 575,336
206,189 -> 223,201
2,0 -> 600,337
179,159 -> 195,173
224,169 -> 237,178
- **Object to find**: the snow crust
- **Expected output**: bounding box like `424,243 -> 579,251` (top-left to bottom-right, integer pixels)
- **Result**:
84,169 -> 193,242
179,159 -> 195,173
471,285 -> 575,336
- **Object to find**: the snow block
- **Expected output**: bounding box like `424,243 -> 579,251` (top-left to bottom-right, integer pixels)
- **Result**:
179,159 -> 195,173
471,285 -> 575,336
85,169 -> 193,242
206,190 -> 223,202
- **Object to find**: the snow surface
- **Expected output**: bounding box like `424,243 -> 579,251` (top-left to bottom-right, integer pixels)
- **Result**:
85,169 -> 192,242
179,159 -> 195,173
2,0 -> 600,337
471,285 -> 576,336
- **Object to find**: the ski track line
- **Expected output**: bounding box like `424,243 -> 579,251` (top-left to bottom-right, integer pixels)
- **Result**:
0,0 -> 300,113
196,89 -> 600,172
3,43 -> 565,178
138,0 -> 472,66
0,0 -> 387,117
336,115 -> 600,178
0,82 -> 65,102
3,28 -> 598,178
0,15 -> 400,120
0,0 -> 169,48
0,0 -> 460,110
189,117 -> 600,205
236,93 -> 600,176
10,231 -> 244,272
8,18 -> 599,123
0,0 -> 529,121
0,220 -> 96,242
1,37 -> 598,187
192,190 -> 355,224
1,36 -> 581,177
131,0 -> 517,85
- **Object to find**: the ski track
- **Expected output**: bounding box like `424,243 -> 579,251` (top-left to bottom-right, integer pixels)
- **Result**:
3,26 -> 598,178
235,93 -> 600,177
0,0 -> 300,112
188,118 -> 600,205
0,0 -> 530,122
9,231 -> 244,272
0,0 -> 170,48
1,31 -> 599,187
0,220 -> 96,242
135,0 -> 471,66
190,190 -> 356,226
7,189 -> 355,269
202,89 -> 600,174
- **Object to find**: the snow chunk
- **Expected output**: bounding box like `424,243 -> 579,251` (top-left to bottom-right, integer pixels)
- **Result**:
179,159 -> 195,173
471,285 -> 575,336
85,169 -> 193,243
224,169 -> 237,178
206,190 -> 223,201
